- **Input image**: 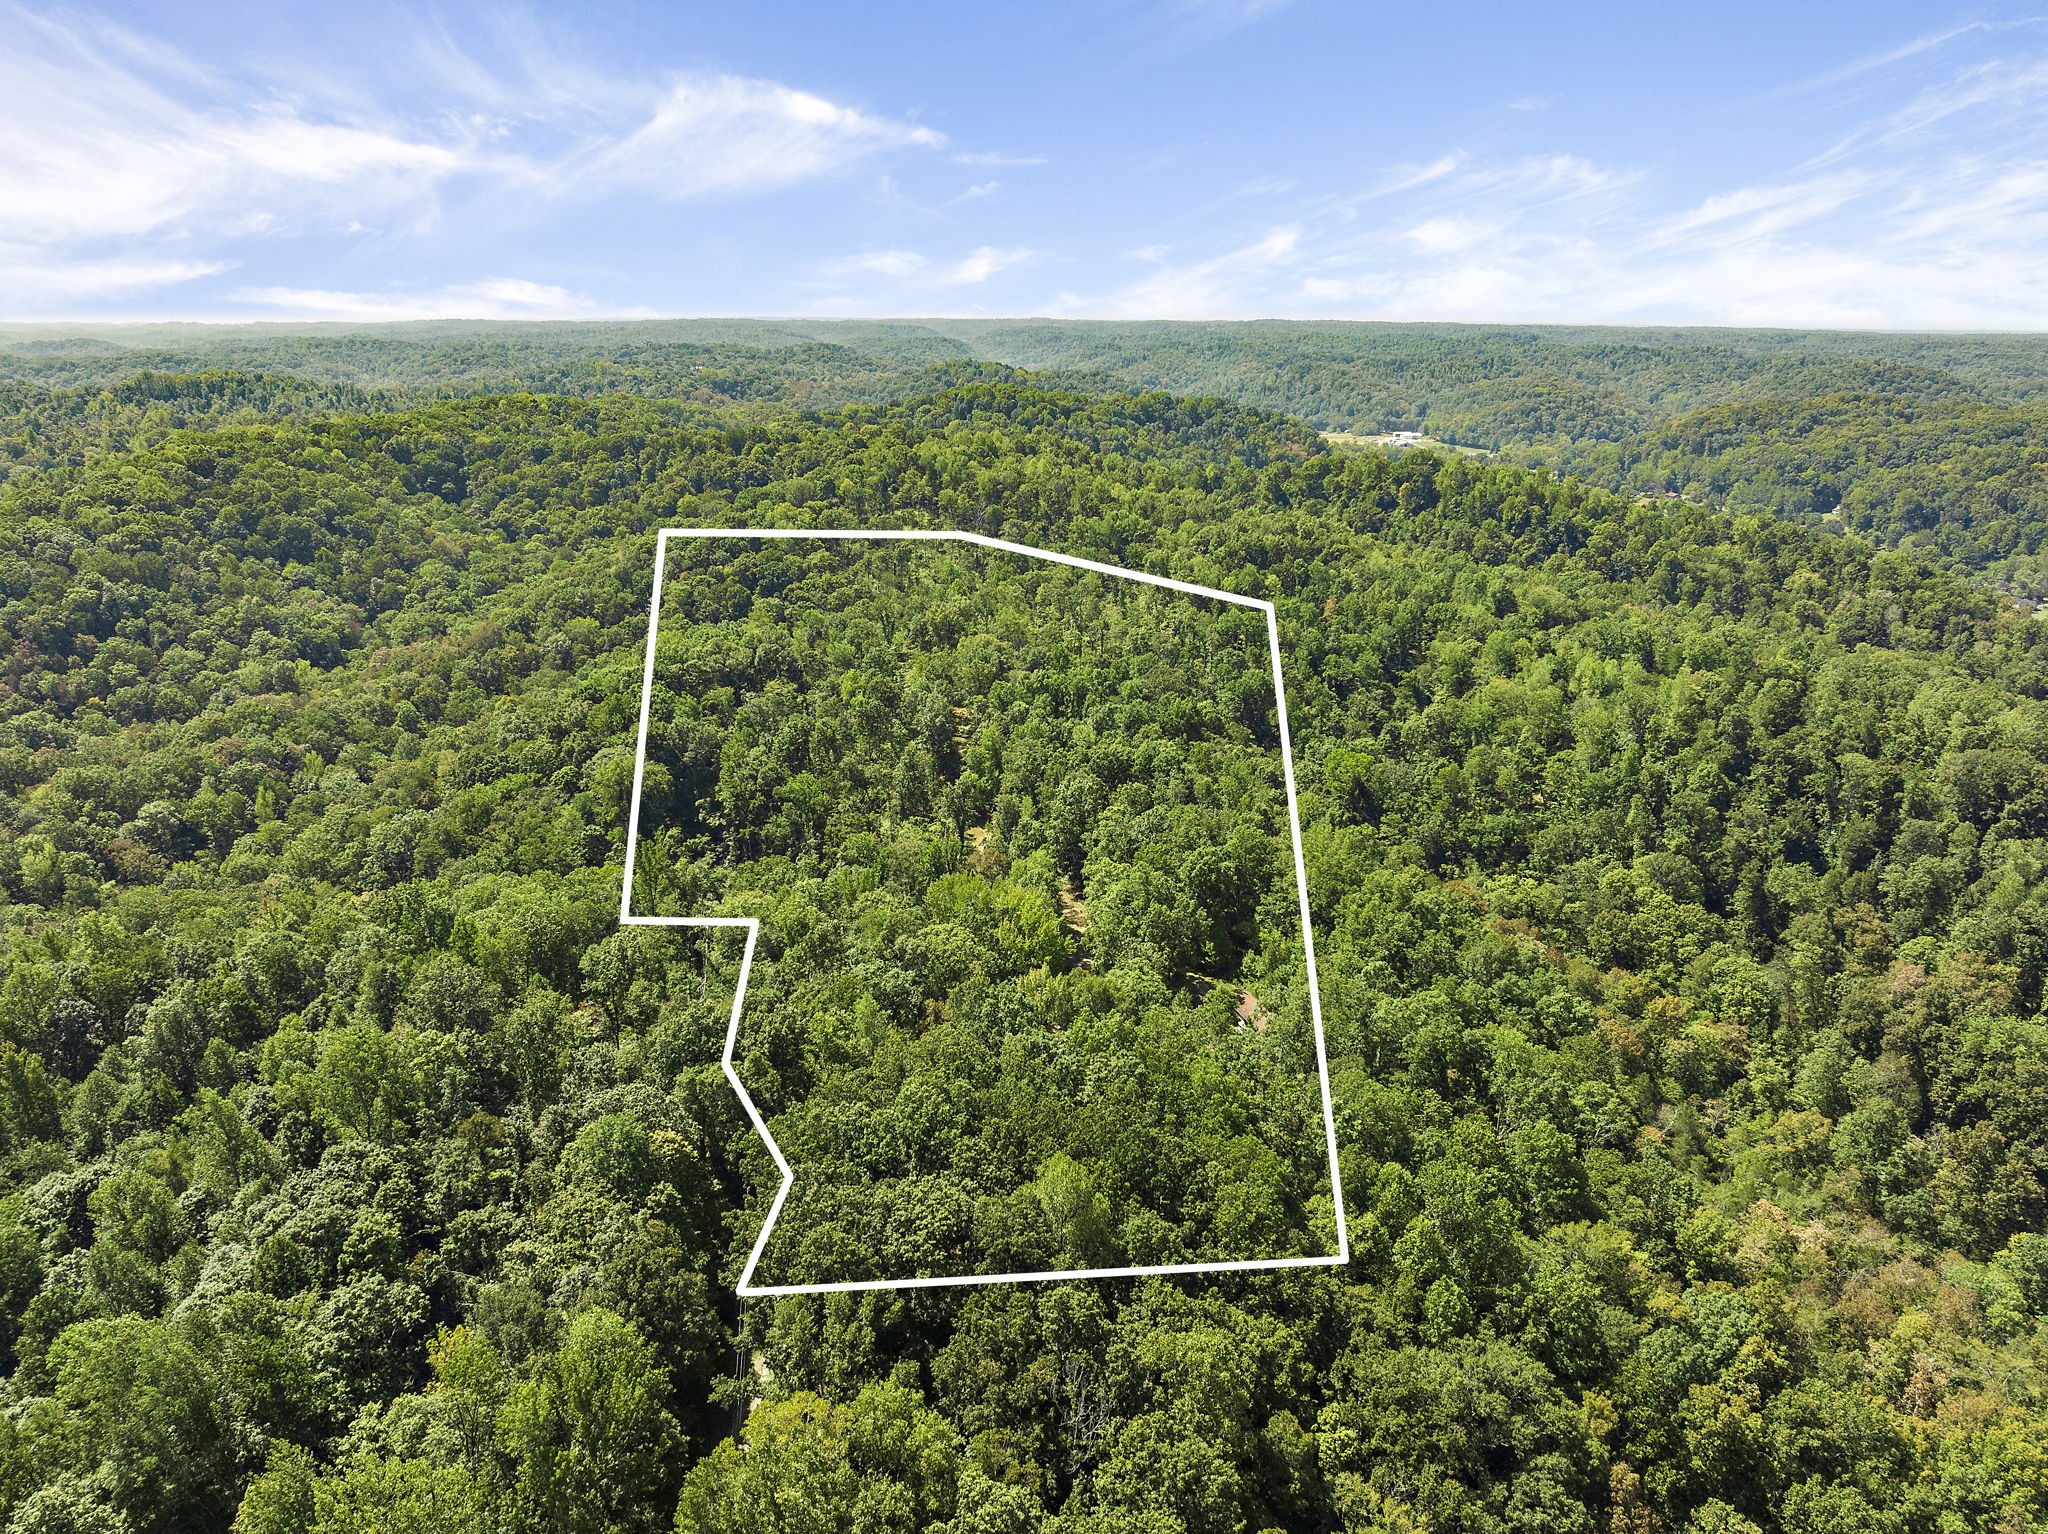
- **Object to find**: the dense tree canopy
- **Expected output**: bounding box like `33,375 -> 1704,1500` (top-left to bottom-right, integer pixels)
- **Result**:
0,363 -> 2041,1531
633,537 -> 1325,1284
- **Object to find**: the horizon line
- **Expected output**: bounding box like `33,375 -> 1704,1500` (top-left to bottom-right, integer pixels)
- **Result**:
6,314 -> 2048,339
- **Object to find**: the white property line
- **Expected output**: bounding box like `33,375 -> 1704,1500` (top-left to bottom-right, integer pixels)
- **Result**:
620,528 -> 1351,1296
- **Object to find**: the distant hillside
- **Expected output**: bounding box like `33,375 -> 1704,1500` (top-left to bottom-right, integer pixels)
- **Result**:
6,317 -> 2048,593
1509,392 -> 2048,599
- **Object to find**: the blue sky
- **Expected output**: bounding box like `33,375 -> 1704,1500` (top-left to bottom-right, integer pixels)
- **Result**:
7,0 -> 2048,327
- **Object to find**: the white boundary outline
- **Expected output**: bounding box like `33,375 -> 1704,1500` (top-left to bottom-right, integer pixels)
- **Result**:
621,528 -> 1350,1295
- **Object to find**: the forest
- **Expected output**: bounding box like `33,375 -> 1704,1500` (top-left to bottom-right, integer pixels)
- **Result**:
9,317 -> 2048,597
631,536 -> 1330,1288
0,346 -> 2043,1532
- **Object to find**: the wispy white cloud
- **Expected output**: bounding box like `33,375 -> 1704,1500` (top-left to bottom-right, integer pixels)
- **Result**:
1139,0 -> 1299,54
952,151 -> 1048,166
1801,52 -> 2048,170
1366,153 -> 1468,199
1402,216 -> 1494,255
818,244 -> 1036,292
1458,153 -> 1636,207
1057,226 -> 1300,317
0,5 -> 945,311
18,3 -> 2048,329
232,276 -> 654,321
941,246 -> 1035,284
822,249 -> 931,279
0,10 -> 470,250
1168,0 -> 1295,28
1655,173 -> 1869,240
0,252 -> 231,307
1055,30 -> 2048,326
1793,21 -> 1996,95
585,76 -> 942,200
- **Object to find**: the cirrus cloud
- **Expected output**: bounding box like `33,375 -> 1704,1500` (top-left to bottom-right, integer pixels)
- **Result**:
1052,34 -> 2048,327
0,4 -> 946,314
229,277 -> 655,322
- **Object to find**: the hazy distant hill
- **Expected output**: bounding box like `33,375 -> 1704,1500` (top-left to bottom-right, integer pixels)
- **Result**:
6,316 -> 2048,593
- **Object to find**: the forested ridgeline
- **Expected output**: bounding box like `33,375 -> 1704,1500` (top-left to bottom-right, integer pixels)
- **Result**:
0,324 -> 974,483
942,321 -> 2019,436
939,322 -> 2048,599
1504,390 -> 2048,600
0,379 -> 2044,1530
11,317 -> 2048,596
